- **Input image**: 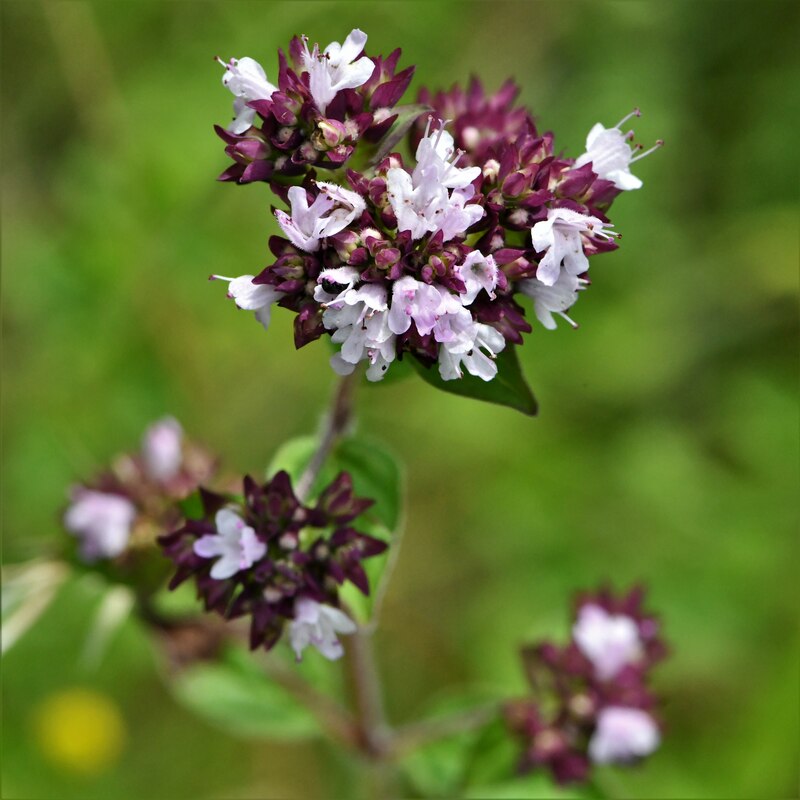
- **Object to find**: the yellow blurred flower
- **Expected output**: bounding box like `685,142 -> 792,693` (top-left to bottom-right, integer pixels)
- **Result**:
32,688 -> 126,775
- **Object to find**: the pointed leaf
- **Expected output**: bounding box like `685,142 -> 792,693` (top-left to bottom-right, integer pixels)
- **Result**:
411,346 -> 538,416
171,645 -> 320,740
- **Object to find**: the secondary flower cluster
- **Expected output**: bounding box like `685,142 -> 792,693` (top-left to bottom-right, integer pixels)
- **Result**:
158,470 -> 386,660
213,29 -> 661,386
215,29 -> 413,182
506,586 -> 667,785
63,418 -> 216,562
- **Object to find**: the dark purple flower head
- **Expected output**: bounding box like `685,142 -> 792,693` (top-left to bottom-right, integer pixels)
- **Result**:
413,78 -> 535,167
212,43 -> 661,388
158,470 -> 386,653
506,586 -> 667,785
62,417 -> 217,566
215,30 -> 413,185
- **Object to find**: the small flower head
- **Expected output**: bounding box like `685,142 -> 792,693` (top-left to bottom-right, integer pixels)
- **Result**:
62,419 -> 216,564
506,586 -> 666,786
159,471 -> 386,654
215,29 -> 413,184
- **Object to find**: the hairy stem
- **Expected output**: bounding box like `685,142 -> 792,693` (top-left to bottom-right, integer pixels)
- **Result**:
344,617 -> 399,800
344,618 -> 391,757
295,370 -> 359,503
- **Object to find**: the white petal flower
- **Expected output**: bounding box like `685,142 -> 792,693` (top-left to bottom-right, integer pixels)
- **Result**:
212,274 -> 282,330
436,186 -> 485,243
193,508 -> 266,580
531,208 -> 617,287
574,110 -> 662,191
323,285 -> 396,382
430,286 -> 475,345
573,604 -> 643,680
314,266 -> 361,304
64,490 -> 137,562
302,29 -> 374,113
276,184 -> 365,253
589,707 -> 660,764
142,416 -> 183,482
388,276 -> 442,336
289,597 -> 357,661
313,181 -> 366,236
437,322 -> 506,382
456,251 -> 499,306
414,128 -> 480,192
387,119 -> 483,242
518,271 -> 587,330
218,56 -> 277,134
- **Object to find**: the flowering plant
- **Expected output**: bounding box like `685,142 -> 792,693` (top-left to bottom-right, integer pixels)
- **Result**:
6,26 -> 667,799
212,28 -> 661,413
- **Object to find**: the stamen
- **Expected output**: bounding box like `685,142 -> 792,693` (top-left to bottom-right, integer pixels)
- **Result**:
630,139 -> 664,163
615,108 -> 641,129
210,274 -> 234,282
558,311 -> 579,329
433,119 -> 446,149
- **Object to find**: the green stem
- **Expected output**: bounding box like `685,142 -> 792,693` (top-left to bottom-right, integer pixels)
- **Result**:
342,616 -> 399,799
295,370 -> 359,503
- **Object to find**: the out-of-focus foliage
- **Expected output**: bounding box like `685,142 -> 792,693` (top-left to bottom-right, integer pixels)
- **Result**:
2,2 -> 798,798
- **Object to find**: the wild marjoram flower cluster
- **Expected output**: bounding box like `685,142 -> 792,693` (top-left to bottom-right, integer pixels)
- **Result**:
159,470 -> 387,659
58,27 -> 667,788
507,587 -> 667,784
63,417 -> 387,662
213,29 -> 661,383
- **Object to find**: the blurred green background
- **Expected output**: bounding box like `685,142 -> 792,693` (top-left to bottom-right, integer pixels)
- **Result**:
2,1 -> 798,797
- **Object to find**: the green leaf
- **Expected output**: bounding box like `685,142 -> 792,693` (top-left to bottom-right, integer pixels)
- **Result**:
465,773 -> 599,800
266,435 -> 317,485
369,103 -> 433,165
411,346 -> 538,416
171,645 -> 321,740
333,437 -> 403,532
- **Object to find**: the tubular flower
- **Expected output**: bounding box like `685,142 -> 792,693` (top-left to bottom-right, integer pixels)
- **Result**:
158,471 -> 386,654
574,109 -> 663,191
505,586 -> 667,786
301,29 -> 374,113
218,56 -> 278,134
289,597 -> 357,661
